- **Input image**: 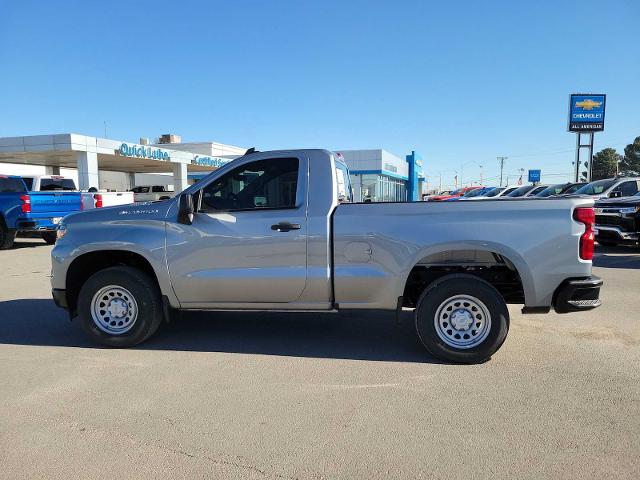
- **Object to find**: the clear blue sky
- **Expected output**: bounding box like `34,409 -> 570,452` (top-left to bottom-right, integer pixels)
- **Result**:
1,0 -> 638,188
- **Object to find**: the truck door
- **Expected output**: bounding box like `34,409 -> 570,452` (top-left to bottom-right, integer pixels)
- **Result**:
166,156 -> 308,306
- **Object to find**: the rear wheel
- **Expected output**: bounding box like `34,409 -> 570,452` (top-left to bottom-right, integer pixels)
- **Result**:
415,274 -> 509,364
77,266 -> 163,347
41,231 -> 57,245
0,218 -> 16,250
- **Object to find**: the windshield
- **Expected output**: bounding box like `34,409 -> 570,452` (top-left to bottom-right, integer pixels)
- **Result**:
536,184 -> 564,197
564,183 -> 585,194
529,186 -> 547,196
575,179 -> 616,195
506,185 -> 535,197
463,188 -> 490,198
483,187 -> 505,197
40,178 -> 77,191
0,177 -> 27,193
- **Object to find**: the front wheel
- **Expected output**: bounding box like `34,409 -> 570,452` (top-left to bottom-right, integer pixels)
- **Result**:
415,274 -> 509,364
77,266 -> 163,347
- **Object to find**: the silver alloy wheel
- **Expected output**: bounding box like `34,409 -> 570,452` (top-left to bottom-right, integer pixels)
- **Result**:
434,294 -> 491,349
90,285 -> 139,335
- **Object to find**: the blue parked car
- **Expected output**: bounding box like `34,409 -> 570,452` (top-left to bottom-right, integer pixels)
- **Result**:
0,175 -> 82,249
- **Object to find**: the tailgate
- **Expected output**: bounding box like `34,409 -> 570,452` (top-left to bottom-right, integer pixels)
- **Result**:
28,192 -> 82,216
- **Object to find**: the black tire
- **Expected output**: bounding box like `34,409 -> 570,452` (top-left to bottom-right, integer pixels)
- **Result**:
597,240 -> 618,247
77,266 -> 163,347
41,231 -> 57,245
415,274 -> 509,364
0,217 -> 16,250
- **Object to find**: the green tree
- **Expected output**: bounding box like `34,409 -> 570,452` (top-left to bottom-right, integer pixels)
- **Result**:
590,147 -> 622,180
620,136 -> 640,177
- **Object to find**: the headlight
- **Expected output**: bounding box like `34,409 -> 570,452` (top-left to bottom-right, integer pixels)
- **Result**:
56,222 -> 67,240
619,206 -> 640,215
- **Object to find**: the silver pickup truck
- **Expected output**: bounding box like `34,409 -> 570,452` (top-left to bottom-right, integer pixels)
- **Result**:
51,149 -> 602,363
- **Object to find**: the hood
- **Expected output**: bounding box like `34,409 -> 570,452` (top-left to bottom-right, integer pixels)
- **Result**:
63,198 -> 175,225
594,196 -> 640,208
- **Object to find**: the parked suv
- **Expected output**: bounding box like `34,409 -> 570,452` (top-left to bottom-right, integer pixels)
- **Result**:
574,178 -> 640,199
594,192 -> 640,246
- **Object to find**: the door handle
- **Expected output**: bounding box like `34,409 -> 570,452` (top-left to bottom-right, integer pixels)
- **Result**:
271,222 -> 301,232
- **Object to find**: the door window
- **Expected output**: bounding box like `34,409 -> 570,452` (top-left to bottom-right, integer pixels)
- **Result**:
612,181 -> 639,197
335,162 -> 353,203
200,158 -> 299,212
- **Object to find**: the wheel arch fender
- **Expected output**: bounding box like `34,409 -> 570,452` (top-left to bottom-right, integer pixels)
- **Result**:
64,245 -> 179,314
397,240 -> 535,305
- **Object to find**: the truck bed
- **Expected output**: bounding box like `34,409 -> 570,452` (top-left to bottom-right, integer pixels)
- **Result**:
332,197 -> 594,310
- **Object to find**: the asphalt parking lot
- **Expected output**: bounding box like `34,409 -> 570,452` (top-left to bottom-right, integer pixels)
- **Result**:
0,238 -> 638,479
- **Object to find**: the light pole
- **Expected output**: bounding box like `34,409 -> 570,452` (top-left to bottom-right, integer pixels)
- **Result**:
497,157 -> 508,186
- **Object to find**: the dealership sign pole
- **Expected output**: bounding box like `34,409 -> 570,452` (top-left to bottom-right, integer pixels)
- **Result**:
568,94 -> 606,182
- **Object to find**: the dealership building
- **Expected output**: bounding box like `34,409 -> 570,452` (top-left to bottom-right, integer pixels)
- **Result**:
338,149 -> 424,202
0,133 -> 425,201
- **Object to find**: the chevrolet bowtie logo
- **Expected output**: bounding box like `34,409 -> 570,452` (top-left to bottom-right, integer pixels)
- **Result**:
575,99 -> 602,110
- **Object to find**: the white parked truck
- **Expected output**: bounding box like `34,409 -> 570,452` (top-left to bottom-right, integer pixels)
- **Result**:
81,191 -> 135,210
131,185 -> 175,203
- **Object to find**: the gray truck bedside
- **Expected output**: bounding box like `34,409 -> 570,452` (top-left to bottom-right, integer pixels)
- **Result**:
51,149 -> 602,363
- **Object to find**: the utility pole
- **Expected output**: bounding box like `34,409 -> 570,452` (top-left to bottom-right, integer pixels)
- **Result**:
460,164 -> 464,187
497,157 -> 508,187
479,164 -> 484,185
439,173 -> 442,193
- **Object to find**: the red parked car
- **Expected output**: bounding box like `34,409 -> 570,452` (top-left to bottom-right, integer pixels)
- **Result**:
427,186 -> 481,201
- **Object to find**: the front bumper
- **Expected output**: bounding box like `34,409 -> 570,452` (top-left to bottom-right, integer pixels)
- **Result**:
52,288 -> 68,310
595,225 -> 639,243
553,276 -> 602,314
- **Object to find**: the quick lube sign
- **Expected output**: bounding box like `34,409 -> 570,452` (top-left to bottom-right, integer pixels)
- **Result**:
192,155 -> 231,168
118,143 -> 170,161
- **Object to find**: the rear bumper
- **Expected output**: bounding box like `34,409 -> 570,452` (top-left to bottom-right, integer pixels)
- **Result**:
52,288 -> 68,310
553,276 -> 602,314
16,219 -> 59,231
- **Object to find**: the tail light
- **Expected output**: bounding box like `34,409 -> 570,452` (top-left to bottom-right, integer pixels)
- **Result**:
574,207 -> 595,260
20,194 -> 31,213
94,194 -> 103,208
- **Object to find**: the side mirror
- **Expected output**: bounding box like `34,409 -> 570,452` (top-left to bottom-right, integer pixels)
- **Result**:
610,191 -> 622,198
177,193 -> 194,225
